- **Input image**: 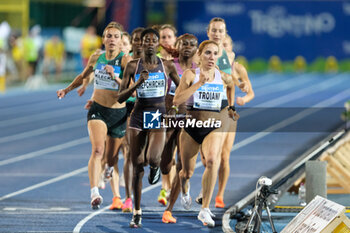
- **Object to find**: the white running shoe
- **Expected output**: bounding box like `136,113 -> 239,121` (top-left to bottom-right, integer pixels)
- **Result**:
91,194 -> 103,210
198,208 -> 215,227
181,184 -> 192,210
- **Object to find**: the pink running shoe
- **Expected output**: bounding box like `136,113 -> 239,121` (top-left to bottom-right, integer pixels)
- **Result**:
122,198 -> 133,213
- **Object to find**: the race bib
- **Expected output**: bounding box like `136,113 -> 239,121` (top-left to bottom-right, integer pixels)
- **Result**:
94,63 -> 121,90
135,72 -> 166,98
193,83 -> 224,111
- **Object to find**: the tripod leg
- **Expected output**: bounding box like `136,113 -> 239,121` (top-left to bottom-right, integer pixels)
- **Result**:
253,202 -> 263,233
265,203 -> 277,233
243,205 -> 258,233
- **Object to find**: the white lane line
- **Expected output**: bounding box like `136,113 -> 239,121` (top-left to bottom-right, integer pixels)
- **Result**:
3,207 -> 70,211
0,105 -> 84,128
72,182 -> 162,233
232,88 -> 350,152
0,119 -> 85,144
240,73 -> 348,118
72,84 -> 350,233
250,73 -> 315,98
0,137 -> 90,167
257,73 -> 348,107
0,166 -> 88,201
0,98 -> 66,114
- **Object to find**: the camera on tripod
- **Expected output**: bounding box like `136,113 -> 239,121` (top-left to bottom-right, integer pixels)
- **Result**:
258,176 -> 272,186
242,176 -> 278,233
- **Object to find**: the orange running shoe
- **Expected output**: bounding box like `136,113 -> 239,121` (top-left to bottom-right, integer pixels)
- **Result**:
110,196 -> 123,210
162,211 -> 176,223
122,198 -> 133,213
215,196 -> 225,208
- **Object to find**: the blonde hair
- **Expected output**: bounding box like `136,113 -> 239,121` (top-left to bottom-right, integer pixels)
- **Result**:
160,24 -> 177,36
102,21 -> 124,38
198,40 -> 219,55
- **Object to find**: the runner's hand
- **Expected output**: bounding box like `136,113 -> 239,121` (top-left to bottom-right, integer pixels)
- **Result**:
236,97 -> 245,106
104,65 -> 115,79
228,108 -> 240,121
77,86 -> 86,96
56,89 -> 66,99
84,99 -> 93,110
138,70 -> 149,83
239,81 -> 249,93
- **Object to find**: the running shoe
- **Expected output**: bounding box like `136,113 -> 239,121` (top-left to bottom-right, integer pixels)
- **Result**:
215,196 -> 225,208
122,198 -> 133,213
148,166 -> 161,185
158,189 -> 167,206
162,210 -> 176,223
109,196 -> 123,210
91,194 -> 103,210
103,165 -> 114,183
130,214 -> 142,228
195,189 -> 203,205
197,208 -> 215,227
181,184 -> 192,210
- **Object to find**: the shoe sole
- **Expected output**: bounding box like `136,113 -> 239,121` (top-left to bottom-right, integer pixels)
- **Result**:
122,207 -> 132,213
109,205 -> 122,210
130,224 -> 142,228
195,197 -> 202,205
215,204 -> 225,208
158,198 -> 167,206
162,219 -> 176,224
197,216 -> 215,228
91,197 -> 102,210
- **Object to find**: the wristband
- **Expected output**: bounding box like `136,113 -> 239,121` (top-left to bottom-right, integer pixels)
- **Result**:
172,105 -> 179,114
229,105 -> 236,112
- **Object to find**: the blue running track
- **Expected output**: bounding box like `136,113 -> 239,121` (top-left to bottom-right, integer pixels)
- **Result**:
0,73 -> 349,233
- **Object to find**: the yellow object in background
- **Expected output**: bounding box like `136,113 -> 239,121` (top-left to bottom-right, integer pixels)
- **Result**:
235,56 -> 249,70
0,52 -> 6,93
294,56 -> 307,72
0,76 -> 5,93
325,56 -> 339,73
268,55 -> 283,72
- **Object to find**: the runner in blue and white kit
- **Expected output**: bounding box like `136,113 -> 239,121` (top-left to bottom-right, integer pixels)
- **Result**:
173,40 -> 237,227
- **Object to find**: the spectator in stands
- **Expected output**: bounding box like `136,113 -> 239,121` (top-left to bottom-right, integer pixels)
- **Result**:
43,35 -> 65,81
81,26 -> 102,67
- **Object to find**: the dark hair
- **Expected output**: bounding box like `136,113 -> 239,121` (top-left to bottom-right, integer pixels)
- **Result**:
175,33 -> 197,47
131,27 -> 145,39
140,28 -> 160,41
162,33 -> 198,58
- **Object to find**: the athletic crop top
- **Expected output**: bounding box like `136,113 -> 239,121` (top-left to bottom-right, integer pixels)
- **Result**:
217,49 -> 231,101
168,58 -> 197,96
134,57 -> 168,105
187,68 -> 224,112
93,51 -> 124,91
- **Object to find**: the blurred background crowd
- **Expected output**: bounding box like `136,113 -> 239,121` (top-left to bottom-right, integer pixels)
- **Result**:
0,0 -> 349,93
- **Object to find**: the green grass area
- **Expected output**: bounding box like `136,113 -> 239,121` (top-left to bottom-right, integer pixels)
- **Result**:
237,56 -> 350,73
